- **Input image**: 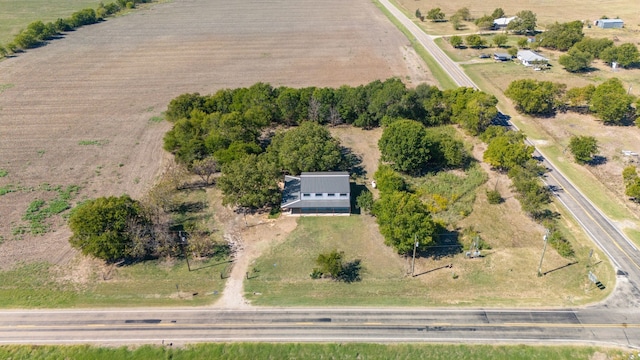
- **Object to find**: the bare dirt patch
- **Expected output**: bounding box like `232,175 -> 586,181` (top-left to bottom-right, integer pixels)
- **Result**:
0,0 -> 431,271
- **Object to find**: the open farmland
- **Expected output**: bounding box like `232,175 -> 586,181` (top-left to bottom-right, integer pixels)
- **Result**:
0,0 -> 432,271
0,0 -> 103,44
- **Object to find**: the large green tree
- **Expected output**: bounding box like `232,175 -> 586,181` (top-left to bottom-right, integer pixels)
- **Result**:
572,37 -> 613,59
378,119 -> 430,174
217,153 -> 281,209
465,34 -> 486,49
559,48 -> 593,72
268,121 -> 344,175
69,195 -> 149,262
601,43 -> 640,68
590,78 -> 635,124
373,165 -> 407,194
507,10 -> 537,34
445,88 -> 498,135
568,136 -> 598,164
373,191 -> 436,255
505,79 -> 565,116
537,21 -> 584,51
483,133 -> 534,171
426,8 -> 446,22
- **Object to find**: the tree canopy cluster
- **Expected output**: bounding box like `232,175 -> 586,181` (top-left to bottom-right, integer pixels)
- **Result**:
568,136 -> 599,164
507,10 -> 537,35
379,120 -> 468,175
164,80 -> 498,168
69,195 -> 157,262
371,166 -> 438,255
536,21 -> 584,51
505,78 -> 637,124
1,0 -> 152,56
474,8 -> 506,30
623,166 -> 640,201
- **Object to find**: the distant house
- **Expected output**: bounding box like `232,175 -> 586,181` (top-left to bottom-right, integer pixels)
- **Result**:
493,53 -> 511,61
281,172 -> 351,216
595,19 -> 624,29
493,16 -> 517,29
517,50 -> 549,67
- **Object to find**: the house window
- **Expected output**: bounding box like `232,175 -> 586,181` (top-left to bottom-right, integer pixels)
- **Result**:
303,193 -> 311,197
328,193 -> 335,197
315,193 -> 323,197
339,193 -> 347,197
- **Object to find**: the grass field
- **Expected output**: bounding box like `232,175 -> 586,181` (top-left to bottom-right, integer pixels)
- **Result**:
245,214 -> 613,307
0,343 -> 633,360
0,256 -> 229,308
0,0 -> 103,44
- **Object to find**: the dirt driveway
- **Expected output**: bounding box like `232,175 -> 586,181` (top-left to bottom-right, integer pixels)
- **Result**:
0,0 -> 431,269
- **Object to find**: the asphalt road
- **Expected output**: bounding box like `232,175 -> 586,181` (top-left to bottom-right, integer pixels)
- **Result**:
1,308 -> 639,347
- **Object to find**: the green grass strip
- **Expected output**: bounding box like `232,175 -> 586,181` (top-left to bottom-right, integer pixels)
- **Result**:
0,343 -> 631,360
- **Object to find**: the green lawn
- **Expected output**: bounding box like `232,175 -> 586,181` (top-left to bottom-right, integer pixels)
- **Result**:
0,257 -> 229,308
245,214 -> 612,307
0,0 -> 103,44
0,343 -> 632,360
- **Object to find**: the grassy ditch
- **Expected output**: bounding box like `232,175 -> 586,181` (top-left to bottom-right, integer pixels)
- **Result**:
0,343 -> 632,360
0,257 -> 229,308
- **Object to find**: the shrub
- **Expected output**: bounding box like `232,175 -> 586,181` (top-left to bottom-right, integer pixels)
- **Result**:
486,189 -> 503,204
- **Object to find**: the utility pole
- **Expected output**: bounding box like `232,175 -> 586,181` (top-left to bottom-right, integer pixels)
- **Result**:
180,231 -> 191,272
411,235 -> 418,277
537,230 -> 549,277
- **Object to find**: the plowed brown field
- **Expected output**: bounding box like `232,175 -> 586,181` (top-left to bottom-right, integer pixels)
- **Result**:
0,0 -> 432,269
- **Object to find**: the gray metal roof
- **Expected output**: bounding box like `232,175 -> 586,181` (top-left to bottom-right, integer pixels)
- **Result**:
281,175 -> 301,207
300,172 -> 350,194
517,50 -> 548,62
598,19 -> 623,23
283,198 -> 351,209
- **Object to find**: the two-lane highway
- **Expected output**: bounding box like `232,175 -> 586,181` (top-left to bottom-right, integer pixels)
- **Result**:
1,308 -> 639,347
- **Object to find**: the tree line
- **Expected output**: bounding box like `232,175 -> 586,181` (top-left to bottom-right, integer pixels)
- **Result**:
505,77 -> 638,125
0,0 -> 153,57
71,79 -> 573,261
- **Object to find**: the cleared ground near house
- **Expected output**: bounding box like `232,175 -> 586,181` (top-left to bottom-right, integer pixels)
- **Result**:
0,0 -> 429,275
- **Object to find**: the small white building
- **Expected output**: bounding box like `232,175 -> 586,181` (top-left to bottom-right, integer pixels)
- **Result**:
595,19 -> 624,29
517,50 -> 549,67
493,16 -> 517,29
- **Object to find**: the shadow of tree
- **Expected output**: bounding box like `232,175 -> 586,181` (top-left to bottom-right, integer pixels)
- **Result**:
421,230 -> 463,260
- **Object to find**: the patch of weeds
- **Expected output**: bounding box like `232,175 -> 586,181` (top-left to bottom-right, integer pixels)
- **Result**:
0,235 -> 4,245
78,139 -> 109,146
37,149 -> 45,157
0,168 -> 8,177
14,185 -> 80,237
118,163 -> 125,167
0,184 -> 16,196
0,84 -> 14,94
145,106 -> 155,112
149,115 -> 164,123
134,177 -> 140,184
